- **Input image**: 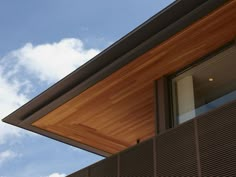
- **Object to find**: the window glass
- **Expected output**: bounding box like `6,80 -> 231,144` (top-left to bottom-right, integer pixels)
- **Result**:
172,44 -> 236,124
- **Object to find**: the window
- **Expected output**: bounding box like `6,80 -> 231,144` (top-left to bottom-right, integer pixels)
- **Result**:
171,43 -> 236,124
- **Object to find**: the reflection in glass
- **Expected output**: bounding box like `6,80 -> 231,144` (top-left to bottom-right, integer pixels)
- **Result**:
172,44 -> 236,124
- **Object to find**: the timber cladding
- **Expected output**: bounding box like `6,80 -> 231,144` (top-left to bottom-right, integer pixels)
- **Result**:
68,98 -> 236,177
32,1 -> 236,154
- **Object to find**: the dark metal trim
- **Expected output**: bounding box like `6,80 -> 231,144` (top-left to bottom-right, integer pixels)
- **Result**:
19,122 -> 111,157
154,80 -> 159,135
153,137 -> 157,177
167,79 -> 175,129
2,0 -> 230,156
194,119 -> 202,176
156,77 -> 170,133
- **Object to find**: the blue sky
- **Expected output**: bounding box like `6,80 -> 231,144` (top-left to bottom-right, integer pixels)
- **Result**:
0,0 -> 174,176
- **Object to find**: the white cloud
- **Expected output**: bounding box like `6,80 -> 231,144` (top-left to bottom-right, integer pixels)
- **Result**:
0,69 -> 29,144
11,38 -> 100,83
0,72 -> 28,118
45,173 -> 66,177
0,150 -> 19,165
0,38 -> 100,145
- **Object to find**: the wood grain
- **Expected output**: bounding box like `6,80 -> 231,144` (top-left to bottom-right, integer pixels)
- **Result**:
33,1 -> 236,154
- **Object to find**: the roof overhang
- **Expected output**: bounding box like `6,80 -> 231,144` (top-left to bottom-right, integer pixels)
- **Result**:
2,0 -> 232,157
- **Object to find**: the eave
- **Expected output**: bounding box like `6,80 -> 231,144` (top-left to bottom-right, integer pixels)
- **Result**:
2,0 -> 231,157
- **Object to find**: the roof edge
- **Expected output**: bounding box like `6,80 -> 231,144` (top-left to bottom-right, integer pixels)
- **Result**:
2,0 -> 230,156
3,0 -> 210,125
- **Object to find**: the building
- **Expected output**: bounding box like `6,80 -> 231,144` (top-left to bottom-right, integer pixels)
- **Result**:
3,0 -> 236,176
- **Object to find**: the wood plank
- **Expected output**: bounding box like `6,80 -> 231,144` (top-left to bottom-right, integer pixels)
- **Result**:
33,1 -> 236,154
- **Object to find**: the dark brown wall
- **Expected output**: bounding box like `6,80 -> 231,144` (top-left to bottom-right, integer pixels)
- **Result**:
68,99 -> 236,177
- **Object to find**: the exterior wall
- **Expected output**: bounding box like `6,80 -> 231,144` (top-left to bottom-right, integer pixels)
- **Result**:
68,99 -> 236,177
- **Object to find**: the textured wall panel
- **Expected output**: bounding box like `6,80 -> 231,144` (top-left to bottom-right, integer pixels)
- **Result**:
67,167 -> 89,177
198,102 -> 236,176
156,121 -> 198,176
120,139 -> 154,177
67,101 -> 236,177
90,155 -> 117,177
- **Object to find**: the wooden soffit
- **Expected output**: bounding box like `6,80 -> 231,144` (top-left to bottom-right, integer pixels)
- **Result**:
32,1 -> 236,154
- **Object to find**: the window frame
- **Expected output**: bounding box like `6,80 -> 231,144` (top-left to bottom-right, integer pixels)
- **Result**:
167,41 -> 235,126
